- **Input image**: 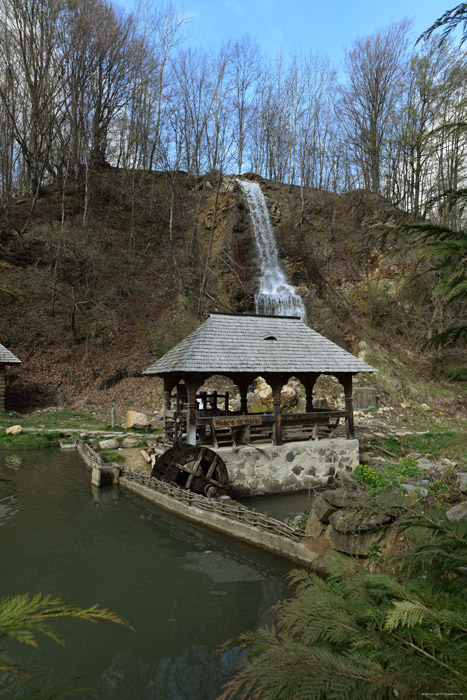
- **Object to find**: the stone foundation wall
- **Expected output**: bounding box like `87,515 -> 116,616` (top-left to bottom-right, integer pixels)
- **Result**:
219,438 -> 359,497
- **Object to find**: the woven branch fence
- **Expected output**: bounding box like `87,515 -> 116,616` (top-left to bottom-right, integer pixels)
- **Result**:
120,468 -> 303,542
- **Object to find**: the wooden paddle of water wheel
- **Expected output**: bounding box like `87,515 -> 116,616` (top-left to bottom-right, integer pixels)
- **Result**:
151,444 -> 229,498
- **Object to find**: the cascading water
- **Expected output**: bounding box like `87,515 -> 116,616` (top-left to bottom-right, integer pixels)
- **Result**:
237,180 -> 307,321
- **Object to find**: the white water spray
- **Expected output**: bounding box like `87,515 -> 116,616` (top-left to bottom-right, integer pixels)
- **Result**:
237,180 -> 307,321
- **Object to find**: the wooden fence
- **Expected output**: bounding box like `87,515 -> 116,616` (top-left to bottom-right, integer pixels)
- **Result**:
120,467 -> 304,542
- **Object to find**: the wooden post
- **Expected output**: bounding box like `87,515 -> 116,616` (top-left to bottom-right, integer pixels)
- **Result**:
340,374 -> 355,439
110,399 -> 116,427
0,365 -> 5,412
303,373 -> 319,412
186,380 -> 198,445
271,381 -> 282,446
237,380 -> 250,415
164,381 -> 172,411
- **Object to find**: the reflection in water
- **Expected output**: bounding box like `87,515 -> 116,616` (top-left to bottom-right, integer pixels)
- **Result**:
4,454 -> 22,470
0,450 -> 289,699
0,494 -> 18,525
93,645 -> 242,700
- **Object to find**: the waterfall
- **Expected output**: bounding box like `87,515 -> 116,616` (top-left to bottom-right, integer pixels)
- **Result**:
237,180 -> 307,321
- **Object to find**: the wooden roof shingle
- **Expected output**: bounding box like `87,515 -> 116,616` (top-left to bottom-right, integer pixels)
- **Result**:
0,343 -> 21,365
143,313 -> 376,376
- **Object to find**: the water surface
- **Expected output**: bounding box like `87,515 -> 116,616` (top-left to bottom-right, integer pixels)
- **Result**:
0,450 -> 289,699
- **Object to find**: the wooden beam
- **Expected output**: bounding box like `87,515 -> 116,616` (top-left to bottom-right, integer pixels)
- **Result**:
0,365 -> 5,413
186,379 -> 198,445
338,374 -> 355,439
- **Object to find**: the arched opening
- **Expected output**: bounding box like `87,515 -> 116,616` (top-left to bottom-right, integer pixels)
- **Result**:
248,376 -> 273,413
312,374 -> 346,411
196,375 -> 240,412
282,376 -> 304,413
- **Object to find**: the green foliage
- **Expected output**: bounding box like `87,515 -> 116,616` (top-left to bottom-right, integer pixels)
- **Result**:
435,362 -> 467,381
219,506 -> 467,699
355,458 -> 422,493
100,450 -> 124,464
418,3 -> 467,45
366,541 -> 383,559
296,510 -> 310,534
0,593 -> 134,696
400,222 -> 467,346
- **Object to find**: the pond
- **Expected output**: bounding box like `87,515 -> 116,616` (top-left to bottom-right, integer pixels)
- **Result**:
0,450 -> 290,699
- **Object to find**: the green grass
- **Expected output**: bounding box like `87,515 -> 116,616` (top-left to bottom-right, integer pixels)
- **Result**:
372,431 -> 466,467
0,409 -> 104,430
0,430 -> 63,450
101,451 -> 125,464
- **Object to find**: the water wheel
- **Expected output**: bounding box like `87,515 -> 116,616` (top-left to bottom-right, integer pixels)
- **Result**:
151,444 -> 228,498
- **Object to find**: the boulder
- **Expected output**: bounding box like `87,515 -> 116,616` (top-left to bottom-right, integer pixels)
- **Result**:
6,425 -> 23,435
325,526 -> 382,556
305,510 -> 325,539
446,502 -> 467,522
122,437 -> 140,448
313,494 -> 337,522
401,483 -> 429,497
99,438 -> 119,450
280,385 -> 297,409
321,489 -> 366,508
123,411 -> 151,430
457,473 -> 467,494
247,377 -> 297,412
329,508 -> 393,533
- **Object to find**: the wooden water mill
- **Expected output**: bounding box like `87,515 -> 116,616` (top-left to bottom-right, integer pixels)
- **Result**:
151,444 -> 229,498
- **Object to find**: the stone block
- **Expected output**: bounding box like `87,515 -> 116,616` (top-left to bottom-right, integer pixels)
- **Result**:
99,438 -> 119,450
313,494 -> 337,522
329,508 -> 393,533
6,425 -> 22,435
326,526 -> 382,556
446,502 -> 467,522
282,474 -> 297,488
458,473 -> 467,493
305,510 -> 325,539
401,483 -> 429,497
122,437 -> 140,448
123,411 -> 151,430
262,479 -> 282,494
321,489 -> 365,508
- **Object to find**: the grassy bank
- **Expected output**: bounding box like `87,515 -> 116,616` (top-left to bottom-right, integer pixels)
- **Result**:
0,430 -> 64,450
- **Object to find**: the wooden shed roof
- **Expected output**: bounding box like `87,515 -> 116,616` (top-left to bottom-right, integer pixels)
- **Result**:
0,343 -> 21,365
143,313 -> 376,376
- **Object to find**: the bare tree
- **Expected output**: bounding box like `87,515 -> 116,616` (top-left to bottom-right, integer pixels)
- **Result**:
231,35 -> 261,175
338,20 -> 411,194
0,0 -> 66,194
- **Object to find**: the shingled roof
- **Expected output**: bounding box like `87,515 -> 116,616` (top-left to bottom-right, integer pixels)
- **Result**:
143,313 -> 376,376
0,343 -> 21,365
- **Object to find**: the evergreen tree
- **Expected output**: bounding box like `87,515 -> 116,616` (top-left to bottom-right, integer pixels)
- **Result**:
218,506 -> 467,700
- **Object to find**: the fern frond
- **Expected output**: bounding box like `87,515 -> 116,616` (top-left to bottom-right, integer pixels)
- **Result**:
0,593 -> 134,649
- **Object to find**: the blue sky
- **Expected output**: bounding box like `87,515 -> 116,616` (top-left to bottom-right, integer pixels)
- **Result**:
174,0 -> 447,63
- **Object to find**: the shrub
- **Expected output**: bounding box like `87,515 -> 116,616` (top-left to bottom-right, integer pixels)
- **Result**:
218,505 -> 467,699
355,458 -> 422,493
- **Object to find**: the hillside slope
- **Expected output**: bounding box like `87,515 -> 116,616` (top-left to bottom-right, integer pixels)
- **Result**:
0,171 -> 464,420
